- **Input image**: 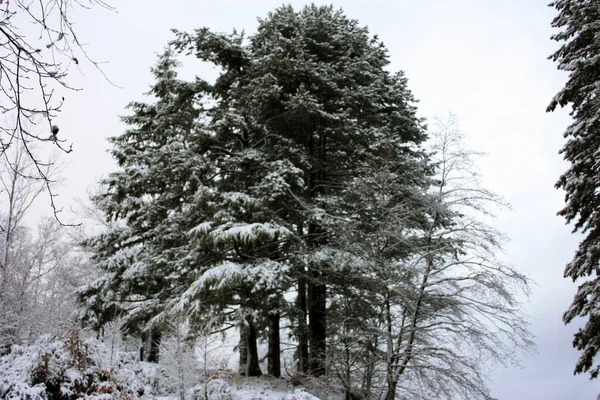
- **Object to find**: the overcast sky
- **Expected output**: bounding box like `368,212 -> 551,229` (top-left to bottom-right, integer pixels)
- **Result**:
33,0 -> 596,398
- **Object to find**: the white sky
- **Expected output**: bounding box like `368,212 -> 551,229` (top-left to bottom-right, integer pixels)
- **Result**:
30,0 -> 597,398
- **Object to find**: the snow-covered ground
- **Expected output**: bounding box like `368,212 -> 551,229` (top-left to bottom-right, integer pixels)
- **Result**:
0,332 -> 345,400
174,375 -> 330,400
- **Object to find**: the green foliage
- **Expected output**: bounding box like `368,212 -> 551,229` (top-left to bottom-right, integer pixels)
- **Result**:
74,4 -> 532,398
548,0 -> 600,379
79,3 -> 428,339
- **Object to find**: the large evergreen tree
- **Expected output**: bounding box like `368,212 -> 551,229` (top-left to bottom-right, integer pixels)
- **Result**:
227,5 -> 427,375
79,49 -> 297,373
171,4 -> 428,376
80,3 -> 429,378
78,51 -> 216,359
548,0 -> 600,379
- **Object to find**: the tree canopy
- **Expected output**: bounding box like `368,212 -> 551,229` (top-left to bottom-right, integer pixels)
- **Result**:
548,0 -> 600,379
78,4 -> 532,398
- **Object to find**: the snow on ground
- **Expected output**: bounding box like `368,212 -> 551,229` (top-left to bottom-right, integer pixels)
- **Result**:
0,333 -> 345,400
198,375 -> 342,400
156,375 -> 342,400
224,376 -> 323,400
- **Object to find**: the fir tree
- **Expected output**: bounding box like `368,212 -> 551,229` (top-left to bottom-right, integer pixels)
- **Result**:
81,4 -> 429,377
548,0 -> 600,379
79,48 -> 299,372
219,4 -> 427,375
78,50 -> 215,354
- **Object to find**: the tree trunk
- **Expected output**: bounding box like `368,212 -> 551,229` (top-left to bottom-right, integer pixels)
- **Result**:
363,338 -> 375,398
304,119 -> 328,377
141,330 -> 162,363
384,292 -> 396,400
384,256 -> 433,399
297,275 -> 309,373
308,281 -> 326,376
246,318 -> 262,376
385,378 -> 399,400
238,323 -> 248,375
393,256 -> 432,378
147,330 -> 162,363
268,314 -> 281,377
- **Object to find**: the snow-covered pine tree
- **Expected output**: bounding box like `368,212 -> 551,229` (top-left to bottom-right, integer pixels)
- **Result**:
78,50 -> 215,361
190,4 -> 427,376
165,30 -> 302,376
547,0 -> 600,379
81,4 -> 429,378
79,48 -> 300,374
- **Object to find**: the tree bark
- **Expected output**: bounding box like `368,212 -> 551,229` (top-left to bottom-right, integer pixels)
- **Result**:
297,275 -> 309,373
238,323 -> 248,375
385,378 -> 399,400
268,314 -> 281,377
308,280 -> 326,376
246,317 -> 262,376
304,119 -> 327,377
142,329 -> 161,363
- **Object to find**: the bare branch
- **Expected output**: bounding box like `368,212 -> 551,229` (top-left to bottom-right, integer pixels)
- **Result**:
0,0 -> 114,223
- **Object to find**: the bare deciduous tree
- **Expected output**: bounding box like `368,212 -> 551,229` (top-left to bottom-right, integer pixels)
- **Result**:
0,139 -> 52,296
0,140 -> 86,354
382,115 -> 533,400
0,0 -> 114,219
326,115 -> 534,400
